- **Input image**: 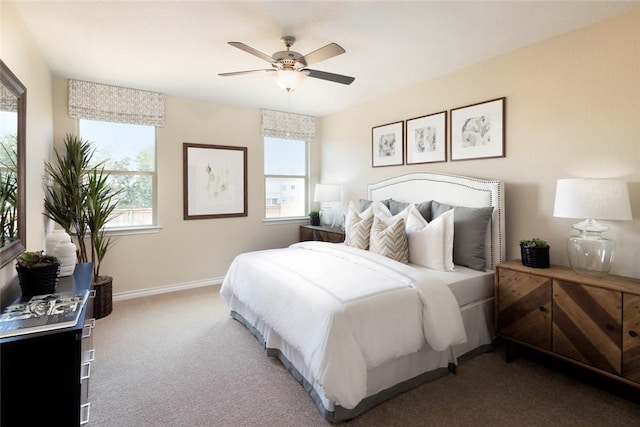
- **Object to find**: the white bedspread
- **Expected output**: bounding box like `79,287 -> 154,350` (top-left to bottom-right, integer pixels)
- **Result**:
220,241 -> 466,409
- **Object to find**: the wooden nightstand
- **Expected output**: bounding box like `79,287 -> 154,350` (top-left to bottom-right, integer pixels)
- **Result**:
299,224 -> 345,243
495,259 -> 640,388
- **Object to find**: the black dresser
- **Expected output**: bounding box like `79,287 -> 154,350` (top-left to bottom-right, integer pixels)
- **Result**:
1,263 -> 95,425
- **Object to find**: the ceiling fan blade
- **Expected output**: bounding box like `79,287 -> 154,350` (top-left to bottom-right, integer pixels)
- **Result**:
228,42 -> 278,64
303,69 -> 355,85
299,43 -> 345,66
218,69 -> 275,77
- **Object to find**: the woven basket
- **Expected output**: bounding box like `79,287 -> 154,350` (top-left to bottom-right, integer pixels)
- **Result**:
93,276 -> 113,319
520,246 -> 550,269
16,263 -> 61,297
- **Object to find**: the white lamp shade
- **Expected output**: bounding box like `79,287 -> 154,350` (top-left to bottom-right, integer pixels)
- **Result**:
314,184 -> 342,203
553,178 -> 632,221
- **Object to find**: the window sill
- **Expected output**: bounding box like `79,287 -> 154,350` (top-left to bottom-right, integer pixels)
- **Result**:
104,225 -> 162,236
262,217 -> 309,225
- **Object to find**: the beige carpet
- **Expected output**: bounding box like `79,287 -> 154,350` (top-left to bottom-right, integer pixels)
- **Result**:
89,286 -> 640,426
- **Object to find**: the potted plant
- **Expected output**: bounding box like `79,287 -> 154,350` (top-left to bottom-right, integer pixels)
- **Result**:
15,251 -> 61,297
309,210 -> 321,226
43,134 -> 121,318
519,238 -> 550,268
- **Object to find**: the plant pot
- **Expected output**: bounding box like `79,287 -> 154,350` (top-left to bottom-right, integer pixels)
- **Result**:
310,215 -> 320,226
93,275 -> 113,319
520,246 -> 550,269
16,263 -> 61,297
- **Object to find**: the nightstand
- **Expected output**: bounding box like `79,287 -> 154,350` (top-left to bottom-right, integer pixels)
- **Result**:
495,259 -> 640,388
299,224 -> 345,243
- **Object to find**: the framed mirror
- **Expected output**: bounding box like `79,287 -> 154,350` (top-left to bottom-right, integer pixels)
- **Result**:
0,60 -> 26,268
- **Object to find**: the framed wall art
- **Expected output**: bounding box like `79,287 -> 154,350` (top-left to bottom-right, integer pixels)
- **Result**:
183,143 -> 247,220
450,97 -> 505,161
405,111 -> 447,164
372,121 -> 404,167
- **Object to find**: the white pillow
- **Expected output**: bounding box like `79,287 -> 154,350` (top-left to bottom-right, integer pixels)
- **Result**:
407,208 -> 455,271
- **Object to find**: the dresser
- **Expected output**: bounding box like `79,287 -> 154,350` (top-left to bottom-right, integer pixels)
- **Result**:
1,263 -> 95,425
299,224 -> 345,243
495,259 -> 640,387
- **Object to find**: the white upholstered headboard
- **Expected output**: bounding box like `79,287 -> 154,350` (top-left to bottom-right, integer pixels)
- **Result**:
368,172 -> 505,269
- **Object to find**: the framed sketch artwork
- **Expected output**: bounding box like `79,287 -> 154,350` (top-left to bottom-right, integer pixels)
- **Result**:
183,143 -> 248,219
372,121 -> 404,167
450,97 -> 505,161
405,111 -> 447,164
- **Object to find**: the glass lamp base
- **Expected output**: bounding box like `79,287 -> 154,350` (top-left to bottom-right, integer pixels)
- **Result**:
567,232 -> 615,277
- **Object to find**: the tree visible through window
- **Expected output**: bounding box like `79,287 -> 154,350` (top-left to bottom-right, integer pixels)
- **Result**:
79,119 -> 156,227
264,137 -> 307,218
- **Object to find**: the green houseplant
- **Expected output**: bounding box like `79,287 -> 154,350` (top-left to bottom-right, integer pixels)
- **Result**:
309,210 -> 321,226
15,251 -> 61,297
43,134 -> 120,317
519,238 -> 550,268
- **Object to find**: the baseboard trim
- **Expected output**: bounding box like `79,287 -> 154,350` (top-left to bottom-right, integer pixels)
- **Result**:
113,277 -> 224,301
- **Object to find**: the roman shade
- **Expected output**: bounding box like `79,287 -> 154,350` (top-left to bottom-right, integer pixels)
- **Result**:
261,109 -> 316,141
0,84 -> 17,112
68,79 -> 165,127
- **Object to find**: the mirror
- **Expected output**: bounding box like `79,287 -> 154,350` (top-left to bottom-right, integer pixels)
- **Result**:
0,60 -> 26,268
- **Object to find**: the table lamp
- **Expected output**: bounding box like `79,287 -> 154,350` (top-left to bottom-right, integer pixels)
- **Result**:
553,178 -> 632,276
314,184 -> 343,227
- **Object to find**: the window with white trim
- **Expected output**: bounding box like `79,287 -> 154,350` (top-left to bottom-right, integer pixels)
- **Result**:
264,137 -> 308,219
79,119 -> 156,228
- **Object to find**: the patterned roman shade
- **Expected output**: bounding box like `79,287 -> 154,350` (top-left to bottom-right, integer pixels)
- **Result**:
0,83 -> 17,112
68,79 -> 165,127
261,109 -> 316,141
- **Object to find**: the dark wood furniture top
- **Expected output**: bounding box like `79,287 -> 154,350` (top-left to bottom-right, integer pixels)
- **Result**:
300,224 -> 345,243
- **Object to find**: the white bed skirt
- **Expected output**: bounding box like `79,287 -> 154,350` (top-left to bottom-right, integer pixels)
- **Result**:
227,294 -> 495,422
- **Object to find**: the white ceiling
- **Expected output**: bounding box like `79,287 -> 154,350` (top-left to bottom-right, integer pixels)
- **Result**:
12,1 -> 640,117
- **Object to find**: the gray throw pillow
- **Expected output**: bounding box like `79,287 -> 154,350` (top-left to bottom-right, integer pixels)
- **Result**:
359,198 -> 390,212
389,199 -> 432,222
431,201 -> 493,271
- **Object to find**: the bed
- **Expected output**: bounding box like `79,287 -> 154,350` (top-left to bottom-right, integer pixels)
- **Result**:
220,172 -> 505,422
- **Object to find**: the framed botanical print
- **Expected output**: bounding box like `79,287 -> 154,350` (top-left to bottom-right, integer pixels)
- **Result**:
450,97 -> 505,161
372,121 -> 404,167
405,111 -> 447,164
183,143 -> 247,219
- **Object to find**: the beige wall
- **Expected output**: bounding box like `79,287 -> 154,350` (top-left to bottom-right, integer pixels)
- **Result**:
0,1 -> 53,289
320,9 -> 640,278
52,78 -> 321,294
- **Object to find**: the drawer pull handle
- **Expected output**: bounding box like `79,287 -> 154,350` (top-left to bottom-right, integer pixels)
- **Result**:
630,330 -> 638,338
538,306 -> 546,312
82,319 -> 95,339
80,403 -> 91,425
81,361 -> 91,382
89,290 -> 96,298
85,348 -> 96,362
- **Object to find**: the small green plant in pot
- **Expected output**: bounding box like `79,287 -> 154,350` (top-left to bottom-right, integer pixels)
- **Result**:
15,251 -> 61,297
309,210 -> 321,226
519,238 -> 550,268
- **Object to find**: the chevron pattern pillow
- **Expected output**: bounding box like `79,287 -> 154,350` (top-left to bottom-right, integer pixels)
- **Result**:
369,216 -> 409,263
345,205 -> 374,249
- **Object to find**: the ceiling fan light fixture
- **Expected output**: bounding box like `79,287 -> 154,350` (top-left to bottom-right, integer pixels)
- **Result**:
273,69 -> 305,92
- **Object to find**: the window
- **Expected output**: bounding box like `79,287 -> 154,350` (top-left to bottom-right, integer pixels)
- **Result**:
79,119 -> 156,228
264,137 -> 307,219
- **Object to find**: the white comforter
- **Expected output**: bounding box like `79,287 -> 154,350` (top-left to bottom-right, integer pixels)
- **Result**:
220,241 -> 466,409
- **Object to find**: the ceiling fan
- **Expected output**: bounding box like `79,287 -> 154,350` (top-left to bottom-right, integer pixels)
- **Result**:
219,36 -> 355,92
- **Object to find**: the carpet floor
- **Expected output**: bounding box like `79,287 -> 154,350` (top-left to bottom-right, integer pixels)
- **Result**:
88,285 -> 640,426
